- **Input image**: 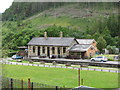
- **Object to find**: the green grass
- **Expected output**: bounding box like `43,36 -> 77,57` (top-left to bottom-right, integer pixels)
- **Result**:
4,64 -> 119,88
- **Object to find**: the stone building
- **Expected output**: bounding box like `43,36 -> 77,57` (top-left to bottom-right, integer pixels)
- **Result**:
28,32 -> 98,59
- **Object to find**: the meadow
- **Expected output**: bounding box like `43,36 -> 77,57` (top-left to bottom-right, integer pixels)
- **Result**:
3,64 -> 119,88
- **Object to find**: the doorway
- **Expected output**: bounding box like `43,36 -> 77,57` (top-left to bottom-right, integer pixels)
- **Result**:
81,52 -> 85,59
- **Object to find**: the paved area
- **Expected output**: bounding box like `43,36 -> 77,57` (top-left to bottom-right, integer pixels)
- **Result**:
31,57 -> 119,65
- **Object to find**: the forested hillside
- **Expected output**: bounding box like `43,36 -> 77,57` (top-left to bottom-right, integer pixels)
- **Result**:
2,2 -> 119,57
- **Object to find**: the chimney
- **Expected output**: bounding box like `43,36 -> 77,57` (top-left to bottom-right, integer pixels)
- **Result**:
60,31 -> 63,38
44,32 -> 47,39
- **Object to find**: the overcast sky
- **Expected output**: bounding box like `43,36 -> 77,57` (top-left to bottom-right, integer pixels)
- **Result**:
0,0 -> 14,13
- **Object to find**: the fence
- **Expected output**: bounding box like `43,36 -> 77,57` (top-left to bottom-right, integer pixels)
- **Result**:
2,77 -> 65,89
4,62 -> 119,73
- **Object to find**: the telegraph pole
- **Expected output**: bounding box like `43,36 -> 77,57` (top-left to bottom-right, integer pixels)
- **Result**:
78,68 -> 80,86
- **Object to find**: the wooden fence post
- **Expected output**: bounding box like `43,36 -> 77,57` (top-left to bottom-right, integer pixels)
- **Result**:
21,79 -> 23,90
28,78 -> 31,89
56,86 -> 58,90
10,78 -> 13,90
31,82 -> 33,90
78,68 -> 80,86
81,78 -> 84,85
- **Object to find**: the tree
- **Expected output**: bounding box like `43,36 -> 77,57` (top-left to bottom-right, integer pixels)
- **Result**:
97,36 -> 107,52
106,45 -> 119,54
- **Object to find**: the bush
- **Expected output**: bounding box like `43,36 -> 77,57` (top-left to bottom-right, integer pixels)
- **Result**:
108,59 -> 114,61
65,63 -> 71,66
40,61 -> 45,64
52,61 -> 57,65
29,60 -> 33,63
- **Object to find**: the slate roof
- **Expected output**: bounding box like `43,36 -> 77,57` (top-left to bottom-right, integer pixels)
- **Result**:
76,39 -> 96,44
69,44 -> 93,52
28,37 -> 75,46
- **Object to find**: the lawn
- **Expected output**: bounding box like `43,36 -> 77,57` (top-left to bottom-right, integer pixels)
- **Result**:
3,64 -> 119,88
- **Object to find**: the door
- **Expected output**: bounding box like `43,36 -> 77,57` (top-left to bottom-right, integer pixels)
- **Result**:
81,52 -> 85,59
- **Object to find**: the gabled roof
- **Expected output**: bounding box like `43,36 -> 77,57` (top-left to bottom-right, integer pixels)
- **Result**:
69,44 -> 93,52
76,39 -> 96,44
28,37 -> 75,46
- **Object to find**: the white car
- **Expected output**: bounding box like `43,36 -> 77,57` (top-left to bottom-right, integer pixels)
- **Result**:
91,56 -> 108,62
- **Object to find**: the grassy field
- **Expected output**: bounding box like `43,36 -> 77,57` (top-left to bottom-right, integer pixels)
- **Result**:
3,64 -> 119,88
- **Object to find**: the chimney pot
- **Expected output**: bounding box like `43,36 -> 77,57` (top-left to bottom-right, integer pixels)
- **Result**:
60,32 -> 63,38
44,32 -> 47,39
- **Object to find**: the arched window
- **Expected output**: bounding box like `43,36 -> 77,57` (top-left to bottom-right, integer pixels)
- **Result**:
91,47 -> 94,50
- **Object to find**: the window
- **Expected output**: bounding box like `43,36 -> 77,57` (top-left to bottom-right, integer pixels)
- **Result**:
76,52 -> 80,55
42,47 -> 45,53
29,46 -> 32,50
70,52 -> 74,55
63,47 -> 66,53
91,47 -> 94,50
33,46 -> 35,53
52,47 -> 55,54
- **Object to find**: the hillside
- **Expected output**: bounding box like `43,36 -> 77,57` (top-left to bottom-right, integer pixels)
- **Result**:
2,2 -> 119,57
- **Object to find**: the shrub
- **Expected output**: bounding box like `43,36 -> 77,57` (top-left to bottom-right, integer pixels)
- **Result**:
65,63 -> 71,66
108,59 -> 114,61
29,60 -> 33,63
52,61 -> 57,65
40,61 -> 45,64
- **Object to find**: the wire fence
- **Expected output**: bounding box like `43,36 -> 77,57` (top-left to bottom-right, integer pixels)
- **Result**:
4,62 -> 119,73
2,77 -> 65,89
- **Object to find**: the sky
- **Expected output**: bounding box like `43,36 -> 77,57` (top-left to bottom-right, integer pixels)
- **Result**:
0,0 -> 14,13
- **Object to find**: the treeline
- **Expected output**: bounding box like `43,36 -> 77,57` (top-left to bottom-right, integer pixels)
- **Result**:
2,2 -> 118,21
2,14 -> 119,56
2,2 -> 119,56
2,2 -> 70,21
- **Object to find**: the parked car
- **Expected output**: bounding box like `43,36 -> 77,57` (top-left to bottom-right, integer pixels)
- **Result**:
12,55 -> 23,59
91,56 -> 108,62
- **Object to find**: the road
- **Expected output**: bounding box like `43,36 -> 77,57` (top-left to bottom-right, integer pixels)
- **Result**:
30,57 -> 119,65
1,58 -> 119,65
